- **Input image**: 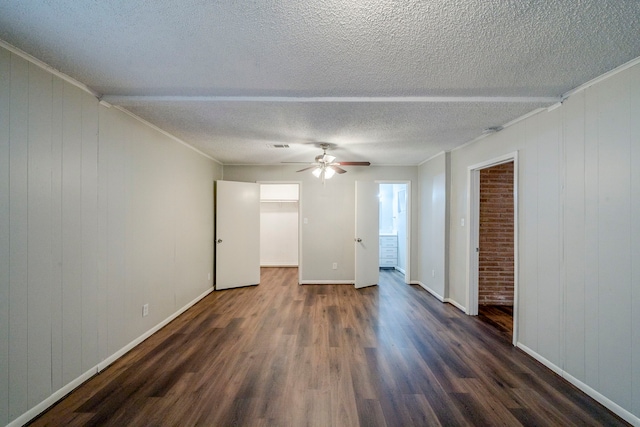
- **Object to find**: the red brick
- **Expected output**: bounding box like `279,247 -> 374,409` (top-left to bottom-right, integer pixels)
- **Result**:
478,161 -> 514,306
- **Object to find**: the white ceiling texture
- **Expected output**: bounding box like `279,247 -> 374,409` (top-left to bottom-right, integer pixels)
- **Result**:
1,1 -> 639,165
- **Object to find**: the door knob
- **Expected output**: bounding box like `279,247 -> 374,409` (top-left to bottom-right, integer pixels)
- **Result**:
217,239 -> 223,244
355,238 -> 362,242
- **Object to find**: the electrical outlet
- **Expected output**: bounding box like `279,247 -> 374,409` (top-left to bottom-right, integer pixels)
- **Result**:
142,304 -> 149,317
432,270 -> 435,278
208,273 -> 211,281
332,262 -> 338,270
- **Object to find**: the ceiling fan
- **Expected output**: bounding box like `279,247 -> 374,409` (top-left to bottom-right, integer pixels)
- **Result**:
289,143 -> 370,181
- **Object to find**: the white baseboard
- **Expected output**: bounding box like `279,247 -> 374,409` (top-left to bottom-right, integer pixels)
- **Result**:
299,280 -> 355,285
7,367 -> 97,427
517,343 -> 640,426
413,281 -> 445,302
412,282 -> 468,314
8,286 -> 214,427
260,263 -> 298,267
15,285 -> 637,427
444,298 -> 467,313
98,287 -> 214,371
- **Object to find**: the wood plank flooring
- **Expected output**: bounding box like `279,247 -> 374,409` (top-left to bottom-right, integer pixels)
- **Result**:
29,268 -> 628,426
478,305 -> 514,339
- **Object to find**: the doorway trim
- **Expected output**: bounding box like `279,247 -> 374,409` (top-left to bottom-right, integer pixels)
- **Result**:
376,180 -> 412,284
257,181 -> 303,284
466,152 -> 518,345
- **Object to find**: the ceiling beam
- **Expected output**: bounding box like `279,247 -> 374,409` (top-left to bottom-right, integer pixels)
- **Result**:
101,95 -> 560,104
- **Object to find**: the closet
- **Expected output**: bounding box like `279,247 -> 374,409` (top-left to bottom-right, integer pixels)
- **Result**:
259,183 -> 299,267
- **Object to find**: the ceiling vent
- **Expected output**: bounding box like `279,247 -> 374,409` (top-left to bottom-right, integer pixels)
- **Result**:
482,126 -> 504,134
267,144 -> 290,148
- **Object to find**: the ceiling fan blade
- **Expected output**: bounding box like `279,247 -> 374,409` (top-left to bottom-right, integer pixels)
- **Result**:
329,165 -> 347,174
296,166 -> 318,172
288,145 -> 368,175
335,161 -> 371,166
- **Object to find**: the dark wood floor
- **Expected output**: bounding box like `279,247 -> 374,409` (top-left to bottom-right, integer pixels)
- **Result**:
478,304 -> 514,339
30,268 -> 628,426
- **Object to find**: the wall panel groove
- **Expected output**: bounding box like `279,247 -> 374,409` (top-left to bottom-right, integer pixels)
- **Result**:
0,46 -> 12,427
8,51 -> 30,420
630,62 -> 640,417
26,61 -> 53,407
50,76 -> 64,394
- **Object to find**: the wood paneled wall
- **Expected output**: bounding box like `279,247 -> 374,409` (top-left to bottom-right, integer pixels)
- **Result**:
446,61 -> 640,423
417,152 -> 448,299
0,46 -> 221,426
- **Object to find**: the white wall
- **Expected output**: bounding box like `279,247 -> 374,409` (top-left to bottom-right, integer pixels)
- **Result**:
396,204 -> 407,271
379,184 -> 395,234
260,184 -> 299,268
259,183 -> 299,266
0,46 -> 222,426
442,62 -> 640,423
260,201 -> 299,266
392,184 -> 408,273
224,166 -> 419,282
416,152 -> 449,299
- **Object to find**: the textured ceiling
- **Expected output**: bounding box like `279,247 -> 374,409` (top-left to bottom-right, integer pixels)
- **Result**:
1,1 -> 639,164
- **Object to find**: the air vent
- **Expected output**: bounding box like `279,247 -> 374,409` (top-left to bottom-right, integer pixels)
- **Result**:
482,126 -> 503,134
267,144 -> 290,148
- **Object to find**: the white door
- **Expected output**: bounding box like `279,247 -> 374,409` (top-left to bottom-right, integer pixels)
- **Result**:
215,180 -> 260,290
355,181 -> 379,289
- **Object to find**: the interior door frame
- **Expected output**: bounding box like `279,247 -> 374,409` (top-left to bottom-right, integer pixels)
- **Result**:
377,180 -> 412,284
466,152 -> 518,346
257,181 -> 303,284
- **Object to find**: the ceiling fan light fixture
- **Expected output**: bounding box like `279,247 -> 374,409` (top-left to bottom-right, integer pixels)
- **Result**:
295,143 -> 370,180
324,167 -> 336,179
311,166 -> 335,180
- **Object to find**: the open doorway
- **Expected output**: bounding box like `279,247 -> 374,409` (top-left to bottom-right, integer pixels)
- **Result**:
259,183 -> 300,273
378,182 -> 410,284
478,162 -> 515,340
468,153 -> 518,345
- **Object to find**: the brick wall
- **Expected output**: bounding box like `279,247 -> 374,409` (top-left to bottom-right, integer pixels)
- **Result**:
479,161 -> 514,306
